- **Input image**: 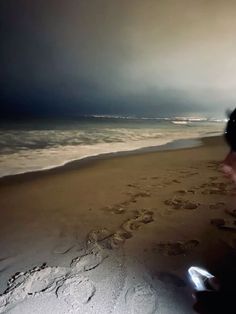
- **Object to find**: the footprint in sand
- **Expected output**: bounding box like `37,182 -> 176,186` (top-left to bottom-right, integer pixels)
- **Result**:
137,209 -> 154,223
86,228 -> 129,251
86,210 -> 154,251
133,191 -> 151,198
121,210 -> 154,233
127,183 -> 139,188
85,227 -> 131,251
101,205 -> 127,214
201,184 -> 228,195
107,229 -> 133,249
107,210 -> 153,249
121,220 -> 143,232
202,189 -> 227,195
71,247 -> 108,272
56,275 -> 96,308
22,267 -> 68,295
102,192 -> 152,213
164,198 -> 199,210
125,283 -> 158,314
86,228 -> 112,246
199,181 -> 231,195
108,232 -> 128,249
153,240 -> 199,256
0,265 -> 69,312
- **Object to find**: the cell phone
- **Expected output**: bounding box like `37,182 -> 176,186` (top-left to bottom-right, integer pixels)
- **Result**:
188,266 -> 215,291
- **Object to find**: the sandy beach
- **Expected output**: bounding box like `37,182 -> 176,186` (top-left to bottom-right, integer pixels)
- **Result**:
0,136 -> 236,313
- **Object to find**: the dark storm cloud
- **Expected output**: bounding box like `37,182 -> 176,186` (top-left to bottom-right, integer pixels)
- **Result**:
1,0 -> 236,119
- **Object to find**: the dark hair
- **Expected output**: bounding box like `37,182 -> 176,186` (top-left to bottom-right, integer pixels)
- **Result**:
225,108 -> 236,151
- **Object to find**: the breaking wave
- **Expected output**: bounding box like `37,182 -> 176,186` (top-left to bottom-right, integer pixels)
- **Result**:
0,117 -> 225,178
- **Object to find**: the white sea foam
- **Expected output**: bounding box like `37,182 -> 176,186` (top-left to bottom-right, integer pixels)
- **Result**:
0,119 -> 225,178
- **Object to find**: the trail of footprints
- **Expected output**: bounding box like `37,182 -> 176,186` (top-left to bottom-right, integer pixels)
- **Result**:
164,198 -> 199,210
86,209 -> 154,250
0,209 -> 154,313
2,160 -> 235,312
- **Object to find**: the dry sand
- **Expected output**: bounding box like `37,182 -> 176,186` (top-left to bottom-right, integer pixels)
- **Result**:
0,136 -> 236,313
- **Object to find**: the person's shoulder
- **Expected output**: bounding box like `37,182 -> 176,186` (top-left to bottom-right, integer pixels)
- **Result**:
229,108 -> 236,120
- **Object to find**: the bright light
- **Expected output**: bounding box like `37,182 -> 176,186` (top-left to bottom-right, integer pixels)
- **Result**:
188,266 -> 214,291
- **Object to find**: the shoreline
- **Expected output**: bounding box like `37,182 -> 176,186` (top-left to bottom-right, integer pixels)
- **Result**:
0,135 -> 221,185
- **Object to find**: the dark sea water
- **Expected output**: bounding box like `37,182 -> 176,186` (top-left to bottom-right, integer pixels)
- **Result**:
0,116 -> 225,177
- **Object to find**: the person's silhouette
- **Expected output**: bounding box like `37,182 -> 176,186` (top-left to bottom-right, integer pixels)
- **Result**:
193,109 -> 236,313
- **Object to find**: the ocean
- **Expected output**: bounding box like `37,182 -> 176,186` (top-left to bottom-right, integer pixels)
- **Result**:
0,116 -> 226,178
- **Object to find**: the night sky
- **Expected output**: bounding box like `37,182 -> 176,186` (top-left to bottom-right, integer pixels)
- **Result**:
1,0 -> 236,119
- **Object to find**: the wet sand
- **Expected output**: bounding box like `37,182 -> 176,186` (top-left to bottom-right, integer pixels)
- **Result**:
0,136 -> 236,313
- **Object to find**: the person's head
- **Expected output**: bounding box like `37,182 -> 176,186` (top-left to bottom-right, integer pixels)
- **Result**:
225,108 -> 236,151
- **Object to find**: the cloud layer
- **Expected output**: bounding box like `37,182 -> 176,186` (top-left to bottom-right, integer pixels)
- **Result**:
1,0 -> 236,118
